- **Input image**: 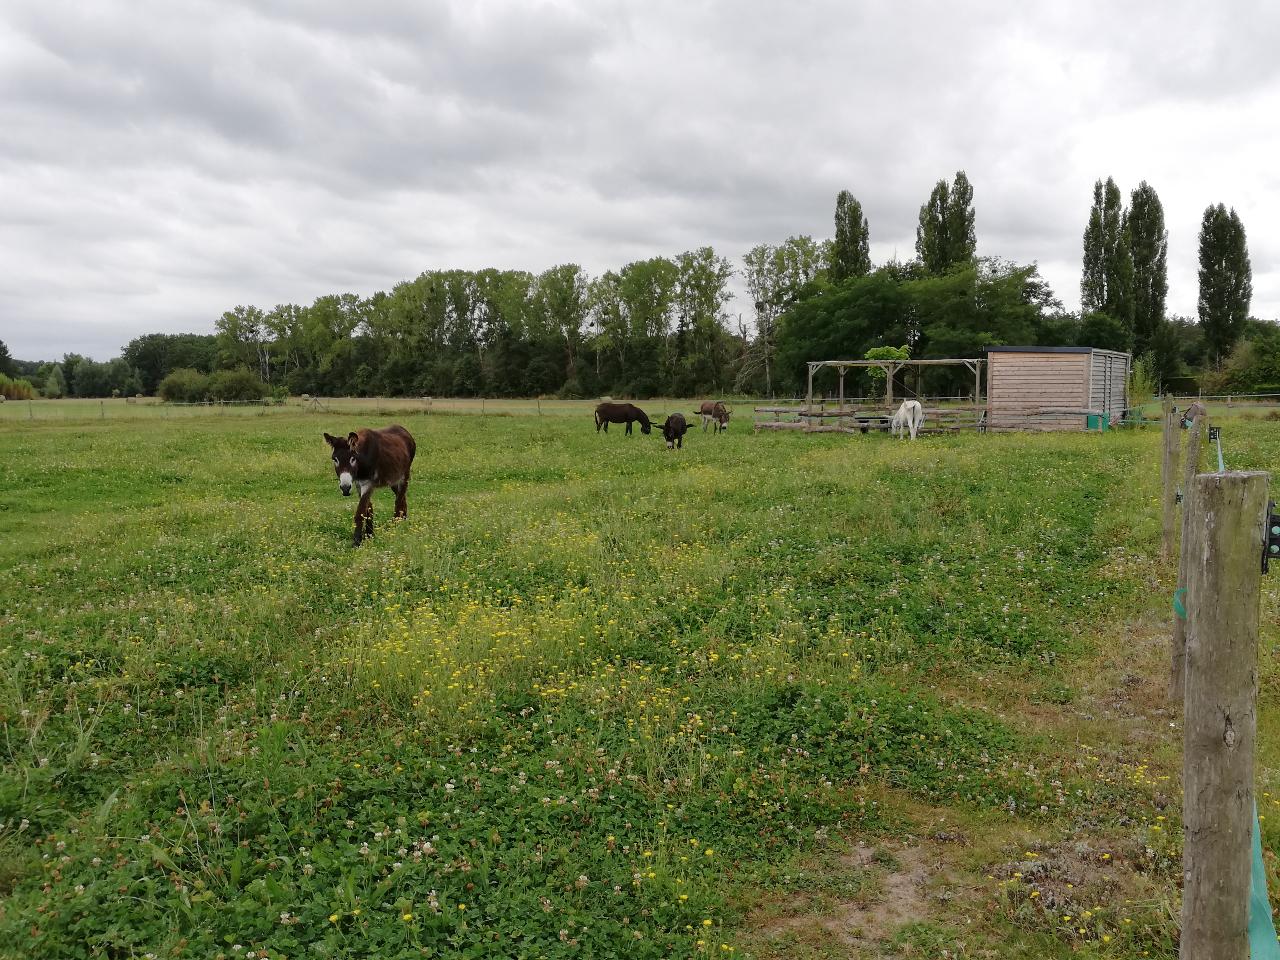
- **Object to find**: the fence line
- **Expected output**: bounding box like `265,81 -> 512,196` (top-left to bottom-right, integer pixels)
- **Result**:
1166,411 -> 1277,956
1,395 -> 797,423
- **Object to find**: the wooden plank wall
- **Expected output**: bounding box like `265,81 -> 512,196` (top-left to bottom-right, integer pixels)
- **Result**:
987,352 -> 1089,430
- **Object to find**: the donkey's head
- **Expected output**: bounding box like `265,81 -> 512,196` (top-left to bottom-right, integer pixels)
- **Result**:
323,432 -> 361,496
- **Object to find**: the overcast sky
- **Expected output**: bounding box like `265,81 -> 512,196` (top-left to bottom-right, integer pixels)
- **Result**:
2,0 -> 1278,361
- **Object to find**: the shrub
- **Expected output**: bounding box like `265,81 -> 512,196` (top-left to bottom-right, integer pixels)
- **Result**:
207,369 -> 269,402
157,368 -> 210,403
1128,354 -> 1156,407
0,374 -> 35,400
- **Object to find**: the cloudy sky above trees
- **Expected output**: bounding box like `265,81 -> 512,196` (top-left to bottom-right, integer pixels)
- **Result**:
2,0 -> 1277,360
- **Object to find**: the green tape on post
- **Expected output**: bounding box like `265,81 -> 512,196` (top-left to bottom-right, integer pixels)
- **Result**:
1250,802 -> 1280,958
1172,588 -> 1188,621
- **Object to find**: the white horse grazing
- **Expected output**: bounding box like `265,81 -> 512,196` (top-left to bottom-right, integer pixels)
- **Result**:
890,400 -> 924,440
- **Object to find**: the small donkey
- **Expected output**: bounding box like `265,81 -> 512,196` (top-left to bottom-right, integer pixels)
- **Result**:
323,425 -> 416,545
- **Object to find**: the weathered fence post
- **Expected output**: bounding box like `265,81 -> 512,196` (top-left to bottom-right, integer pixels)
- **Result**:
1161,397 -> 1179,560
1181,470 -> 1268,960
1169,415 -> 1204,699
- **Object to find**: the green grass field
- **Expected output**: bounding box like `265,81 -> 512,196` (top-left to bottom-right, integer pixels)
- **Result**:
1,412 -> 1277,959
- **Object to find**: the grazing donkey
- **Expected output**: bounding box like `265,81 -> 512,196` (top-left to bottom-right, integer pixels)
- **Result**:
695,400 -> 730,433
323,425 -> 416,546
890,400 -> 924,440
594,401 -> 652,435
660,413 -> 689,449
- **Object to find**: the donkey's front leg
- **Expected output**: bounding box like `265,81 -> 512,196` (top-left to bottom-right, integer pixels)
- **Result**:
353,492 -> 373,546
394,481 -> 408,520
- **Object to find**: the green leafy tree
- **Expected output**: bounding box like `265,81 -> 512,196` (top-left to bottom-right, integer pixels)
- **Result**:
1078,311 -> 1132,352
1080,178 -> 1134,337
0,339 -> 14,377
60,353 -> 86,396
216,305 -> 271,382
830,190 -> 871,282
741,238 -> 824,395
533,264 -> 589,390
1128,182 -> 1168,356
916,180 -> 950,274
618,257 -> 679,395
864,344 -> 909,395
916,171 -> 976,274
944,171 -> 976,265
43,364 -> 67,398
671,247 -> 734,394
1198,203 -> 1252,363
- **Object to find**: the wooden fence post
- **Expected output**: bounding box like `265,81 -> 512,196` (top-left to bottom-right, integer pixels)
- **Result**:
1170,415 -> 1204,699
1181,470 -> 1268,960
1161,397 -> 1179,560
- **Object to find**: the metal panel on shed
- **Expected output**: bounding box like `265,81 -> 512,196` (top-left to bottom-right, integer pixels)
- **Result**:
1087,350 -> 1130,423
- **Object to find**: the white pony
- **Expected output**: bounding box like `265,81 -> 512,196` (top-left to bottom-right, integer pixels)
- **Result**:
890,399 -> 924,440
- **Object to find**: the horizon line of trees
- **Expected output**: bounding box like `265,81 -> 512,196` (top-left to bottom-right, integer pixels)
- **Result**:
4,173 -> 1275,402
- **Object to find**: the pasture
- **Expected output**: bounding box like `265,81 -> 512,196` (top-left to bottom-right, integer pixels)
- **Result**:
1,410 -> 1278,959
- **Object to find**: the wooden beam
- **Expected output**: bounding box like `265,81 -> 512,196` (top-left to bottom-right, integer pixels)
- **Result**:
1170,415 -> 1203,699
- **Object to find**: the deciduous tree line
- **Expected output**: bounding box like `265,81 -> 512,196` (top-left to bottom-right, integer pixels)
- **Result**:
7,171 -> 1271,400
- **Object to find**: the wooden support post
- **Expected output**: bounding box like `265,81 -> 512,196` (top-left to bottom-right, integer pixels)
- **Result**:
1170,416 -> 1204,699
1161,397 -> 1179,560
974,363 -> 981,406
884,364 -> 894,406
1181,470 -> 1268,960
806,365 -> 815,429
838,370 -> 845,412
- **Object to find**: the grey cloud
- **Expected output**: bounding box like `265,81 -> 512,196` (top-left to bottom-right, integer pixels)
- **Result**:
2,0 -> 1279,361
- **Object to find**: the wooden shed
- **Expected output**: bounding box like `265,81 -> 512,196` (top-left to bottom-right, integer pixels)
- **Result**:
986,347 -> 1130,431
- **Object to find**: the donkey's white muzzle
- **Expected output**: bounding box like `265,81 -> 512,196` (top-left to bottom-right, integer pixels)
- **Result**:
339,471 -> 353,496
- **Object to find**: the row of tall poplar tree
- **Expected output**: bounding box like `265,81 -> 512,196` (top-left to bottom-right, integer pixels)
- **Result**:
1081,176 -> 1254,384
5,172 -> 1266,400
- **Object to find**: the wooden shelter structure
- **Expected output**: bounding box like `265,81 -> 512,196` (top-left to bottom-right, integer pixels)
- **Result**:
803,358 -> 984,409
754,357 -> 986,434
985,346 -> 1130,431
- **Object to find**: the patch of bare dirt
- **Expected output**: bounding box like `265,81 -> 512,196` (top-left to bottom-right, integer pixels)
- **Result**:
748,841 -> 956,952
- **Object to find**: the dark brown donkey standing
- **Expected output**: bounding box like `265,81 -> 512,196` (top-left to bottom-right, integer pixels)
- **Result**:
660,413 -> 688,449
594,401 -> 652,435
323,425 -> 416,546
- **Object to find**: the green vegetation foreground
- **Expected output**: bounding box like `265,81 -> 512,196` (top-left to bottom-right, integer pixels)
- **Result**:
2,414 -> 1278,959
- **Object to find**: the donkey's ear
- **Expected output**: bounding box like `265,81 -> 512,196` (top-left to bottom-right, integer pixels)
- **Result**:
347,431 -> 359,446
323,432 -> 340,447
